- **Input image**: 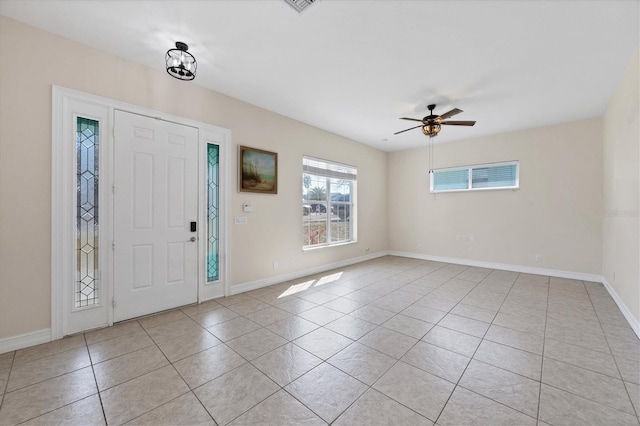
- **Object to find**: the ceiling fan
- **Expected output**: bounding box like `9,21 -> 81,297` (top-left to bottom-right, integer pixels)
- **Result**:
394,104 -> 476,137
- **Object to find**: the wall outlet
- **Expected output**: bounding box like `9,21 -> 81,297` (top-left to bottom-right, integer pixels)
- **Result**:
235,216 -> 247,225
273,261 -> 278,269
535,255 -> 542,263
243,202 -> 252,212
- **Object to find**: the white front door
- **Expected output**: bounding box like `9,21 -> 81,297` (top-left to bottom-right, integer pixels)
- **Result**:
113,110 -> 199,322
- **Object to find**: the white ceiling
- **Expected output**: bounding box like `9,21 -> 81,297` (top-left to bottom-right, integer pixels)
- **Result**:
1,0 -> 638,151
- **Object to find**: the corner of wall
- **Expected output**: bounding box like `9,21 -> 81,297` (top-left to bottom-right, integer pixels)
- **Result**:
601,47 -> 640,326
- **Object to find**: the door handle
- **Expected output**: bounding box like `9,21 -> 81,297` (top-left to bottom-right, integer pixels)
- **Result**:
188,236 -> 196,242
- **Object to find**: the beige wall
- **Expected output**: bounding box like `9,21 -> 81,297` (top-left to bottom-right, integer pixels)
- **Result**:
0,17 -> 388,339
603,48 -> 640,323
388,118 -> 603,275
1,14 -> 636,343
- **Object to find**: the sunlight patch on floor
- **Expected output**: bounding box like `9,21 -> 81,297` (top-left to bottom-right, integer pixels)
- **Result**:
278,271 -> 344,298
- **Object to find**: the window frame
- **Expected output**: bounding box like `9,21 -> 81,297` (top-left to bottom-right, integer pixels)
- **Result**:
206,143 -> 220,282
302,156 -> 357,249
75,116 -> 102,309
430,160 -> 519,193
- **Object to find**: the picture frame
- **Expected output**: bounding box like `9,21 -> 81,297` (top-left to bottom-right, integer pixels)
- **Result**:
239,146 -> 278,194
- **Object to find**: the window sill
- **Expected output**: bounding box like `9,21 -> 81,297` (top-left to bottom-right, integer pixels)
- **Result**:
303,240 -> 357,251
431,186 -> 519,194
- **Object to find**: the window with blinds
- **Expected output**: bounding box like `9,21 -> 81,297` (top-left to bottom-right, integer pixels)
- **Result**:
303,156 -> 357,248
430,161 -> 519,193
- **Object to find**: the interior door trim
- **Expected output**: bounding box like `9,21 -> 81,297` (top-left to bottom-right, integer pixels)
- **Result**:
51,86 -> 231,340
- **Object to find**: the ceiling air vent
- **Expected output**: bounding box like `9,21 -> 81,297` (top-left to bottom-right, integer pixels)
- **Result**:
283,0 -> 318,13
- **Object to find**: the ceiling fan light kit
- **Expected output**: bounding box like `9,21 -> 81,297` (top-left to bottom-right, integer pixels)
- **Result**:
422,123 -> 441,137
395,104 -> 476,138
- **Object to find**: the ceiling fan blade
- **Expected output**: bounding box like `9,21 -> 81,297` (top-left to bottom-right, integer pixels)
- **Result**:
438,108 -> 463,120
394,125 -> 423,135
441,120 -> 476,126
400,117 -> 424,122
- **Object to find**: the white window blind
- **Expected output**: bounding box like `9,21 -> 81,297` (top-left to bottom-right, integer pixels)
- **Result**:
433,168 -> 469,191
471,163 -> 518,189
303,156 -> 357,181
431,161 -> 519,193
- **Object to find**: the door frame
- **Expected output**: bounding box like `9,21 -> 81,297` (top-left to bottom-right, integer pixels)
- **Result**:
52,86 -> 231,340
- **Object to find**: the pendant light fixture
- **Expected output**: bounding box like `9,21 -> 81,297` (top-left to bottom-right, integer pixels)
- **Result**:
166,42 -> 197,81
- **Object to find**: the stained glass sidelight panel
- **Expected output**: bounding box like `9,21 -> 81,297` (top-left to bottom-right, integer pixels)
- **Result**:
207,144 -> 220,281
76,117 -> 100,307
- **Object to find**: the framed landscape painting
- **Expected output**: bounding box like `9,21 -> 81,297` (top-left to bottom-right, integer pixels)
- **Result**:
239,146 -> 278,194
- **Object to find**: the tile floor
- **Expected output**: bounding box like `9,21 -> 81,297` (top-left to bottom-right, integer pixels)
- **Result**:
0,256 -> 639,425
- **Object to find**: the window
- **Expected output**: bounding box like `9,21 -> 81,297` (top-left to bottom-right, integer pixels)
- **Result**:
207,143 -> 219,281
303,156 -> 356,248
76,117 -> 100,307
431,161 -> 519,193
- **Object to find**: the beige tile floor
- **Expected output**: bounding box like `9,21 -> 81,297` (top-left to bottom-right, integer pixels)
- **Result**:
0,256 -> 639,425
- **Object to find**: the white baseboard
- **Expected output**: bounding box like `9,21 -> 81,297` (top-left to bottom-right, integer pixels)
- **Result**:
0,328 -> 51,354
601,277 -> 640,339
392,251 -> 639,338
388,251 -> 603,282
3,252 -> 636,354
230,251 -> 388,295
